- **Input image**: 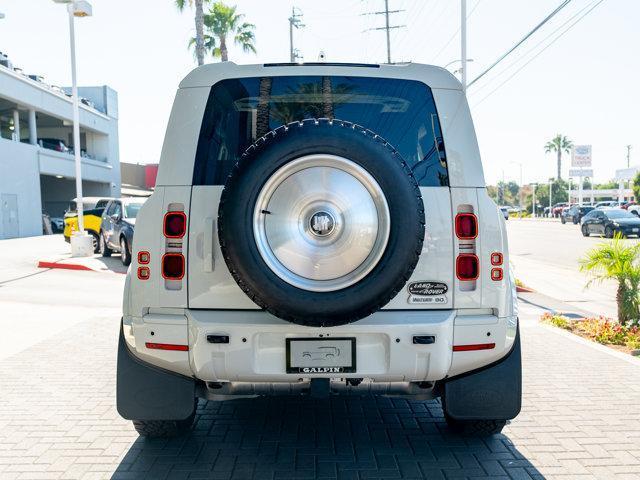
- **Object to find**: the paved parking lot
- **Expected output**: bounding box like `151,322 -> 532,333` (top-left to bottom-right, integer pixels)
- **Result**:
1,236 -> 640,479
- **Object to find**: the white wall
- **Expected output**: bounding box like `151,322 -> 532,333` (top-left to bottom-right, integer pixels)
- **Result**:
0,139 -> 42,238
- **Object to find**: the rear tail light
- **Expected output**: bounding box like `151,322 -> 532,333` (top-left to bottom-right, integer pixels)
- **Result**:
491,268 -> 503,281
138,251 -> 150,264
456,254 -> 479,281
491,252 -> 503,266
163,212 -> 186,238
162,253 -> 185,280
455,213 -> 478,239
137,266 -> 150,280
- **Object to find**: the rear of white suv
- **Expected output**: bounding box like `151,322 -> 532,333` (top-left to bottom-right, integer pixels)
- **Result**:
117,62 -> 520,437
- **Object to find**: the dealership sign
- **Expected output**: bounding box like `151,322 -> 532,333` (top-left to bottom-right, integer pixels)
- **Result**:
569,168 -> 593,178
615,167 -> 639,181
571,145 -> 592,168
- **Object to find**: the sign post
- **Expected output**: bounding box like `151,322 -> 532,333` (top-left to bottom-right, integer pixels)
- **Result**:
571,145 -> 592,205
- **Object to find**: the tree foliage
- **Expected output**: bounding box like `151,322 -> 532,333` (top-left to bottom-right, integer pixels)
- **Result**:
580,235 -> 640,325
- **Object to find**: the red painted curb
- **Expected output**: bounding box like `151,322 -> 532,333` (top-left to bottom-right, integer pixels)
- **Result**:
37,261 -> 95,272
516,285 -> 534,293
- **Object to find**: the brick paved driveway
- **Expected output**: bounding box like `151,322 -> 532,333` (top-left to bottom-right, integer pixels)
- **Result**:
1,298 -> 639,479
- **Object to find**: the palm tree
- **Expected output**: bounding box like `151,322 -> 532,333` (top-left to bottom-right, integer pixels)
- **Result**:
544,134 -> 573,180
580,235 -> 640,325
175,0 -> 209,66
192,2 -> 256,62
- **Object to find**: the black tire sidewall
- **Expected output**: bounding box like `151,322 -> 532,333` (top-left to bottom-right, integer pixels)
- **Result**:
218,121 -> 425,326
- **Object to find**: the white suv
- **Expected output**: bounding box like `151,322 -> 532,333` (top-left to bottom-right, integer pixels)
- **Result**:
117,62 -> 520,437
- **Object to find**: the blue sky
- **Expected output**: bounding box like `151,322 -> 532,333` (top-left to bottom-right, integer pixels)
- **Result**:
0,0 -> 637,185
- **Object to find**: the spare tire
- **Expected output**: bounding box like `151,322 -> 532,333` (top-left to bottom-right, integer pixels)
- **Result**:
218,119 -> 425,327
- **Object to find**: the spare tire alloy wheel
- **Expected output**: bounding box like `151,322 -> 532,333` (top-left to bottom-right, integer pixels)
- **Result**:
218,120 -> 425,327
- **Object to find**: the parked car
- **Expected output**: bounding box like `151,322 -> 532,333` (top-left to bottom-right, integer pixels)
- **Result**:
581,208 -> 640,237
38,138 -> 70,153
499,206 -> 509,220
552,202 -> 568,218
99,198 -> 146,265
561,205 -> 594,224
594,201 -> 619,209
628,204 -> 640,217
116,63 -> 521,438
620,201 -> 636,210
63,197 -> 113,253
50,217 -> 64,233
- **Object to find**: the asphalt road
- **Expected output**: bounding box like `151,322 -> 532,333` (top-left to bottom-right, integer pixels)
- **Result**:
506,218 -> 639,319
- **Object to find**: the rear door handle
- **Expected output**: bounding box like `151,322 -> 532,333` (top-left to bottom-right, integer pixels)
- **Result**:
204,217 -> 215,272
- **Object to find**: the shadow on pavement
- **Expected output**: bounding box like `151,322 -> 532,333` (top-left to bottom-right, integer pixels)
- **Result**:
112,396 -> 543,479
93,256 -> 129,274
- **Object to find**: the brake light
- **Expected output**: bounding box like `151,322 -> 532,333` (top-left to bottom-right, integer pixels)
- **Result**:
145,342 -> 189,351
162,253 -> 185,280
455,213 -> 478,239
163,211 -> 186,238
490,252 -> 503,266
456,254 -> 479,281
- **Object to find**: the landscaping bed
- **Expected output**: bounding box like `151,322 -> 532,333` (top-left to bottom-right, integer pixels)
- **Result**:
541,313 -> 640,356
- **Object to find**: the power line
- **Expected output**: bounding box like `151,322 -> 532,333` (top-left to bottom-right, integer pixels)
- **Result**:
471,0 -> 606,107
363,0 -> 406,63
467,0 -> 573,88
470,0 -> 598,96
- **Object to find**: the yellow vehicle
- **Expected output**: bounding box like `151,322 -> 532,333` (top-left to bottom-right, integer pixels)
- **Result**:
63,197 -> 113,253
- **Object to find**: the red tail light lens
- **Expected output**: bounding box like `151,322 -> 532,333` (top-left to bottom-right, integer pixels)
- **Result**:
491,268 -> 503,281
456,254 -> 479,281
490,252 -> 503,266
453,343 -> 495,352
455,213 -> 478,239
162,253 -> 185,280
138,251 -> 150,264
163,212 -> 186,238
137,266 -> 150,280
145,342 -> 189,351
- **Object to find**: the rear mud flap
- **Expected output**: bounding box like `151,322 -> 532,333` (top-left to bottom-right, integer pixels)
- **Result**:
444,325 -> 521,420
116,326 -> 195,421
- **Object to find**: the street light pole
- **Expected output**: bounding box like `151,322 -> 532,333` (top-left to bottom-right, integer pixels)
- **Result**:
54,0 -> 93,256
68,3 -> 84,235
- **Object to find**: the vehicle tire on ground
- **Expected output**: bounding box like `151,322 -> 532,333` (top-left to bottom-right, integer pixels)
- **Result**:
444,414 -> 507,436
132,407 -> 196,438
561,216 -> 566,224
581,225 -> 590,237
573,216 -> 579,224
605,226 -> 614,238
100,232 -> 112,257
218,119 -> 425,327
89,231 -> 100,254
120,237 -> 131,266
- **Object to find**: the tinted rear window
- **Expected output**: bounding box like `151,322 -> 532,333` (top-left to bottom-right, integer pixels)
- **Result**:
193,76 -> 448,187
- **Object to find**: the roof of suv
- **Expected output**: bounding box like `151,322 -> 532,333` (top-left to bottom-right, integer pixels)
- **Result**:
179,61 -> 462,90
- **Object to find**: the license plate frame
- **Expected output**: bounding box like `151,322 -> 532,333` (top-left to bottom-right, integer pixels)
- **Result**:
286,337 -> 356,374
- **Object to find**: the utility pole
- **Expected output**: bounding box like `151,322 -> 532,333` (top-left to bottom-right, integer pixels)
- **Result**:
461,0 -> 467,92
364,0 -> 405,63
288,7 -> 304,62
627,145 -> 632,168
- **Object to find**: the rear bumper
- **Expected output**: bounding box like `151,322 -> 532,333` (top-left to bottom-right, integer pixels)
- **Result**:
124,309 -> 517,386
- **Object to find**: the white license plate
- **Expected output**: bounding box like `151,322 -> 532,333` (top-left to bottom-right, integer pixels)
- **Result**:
286,338 -> 356,374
